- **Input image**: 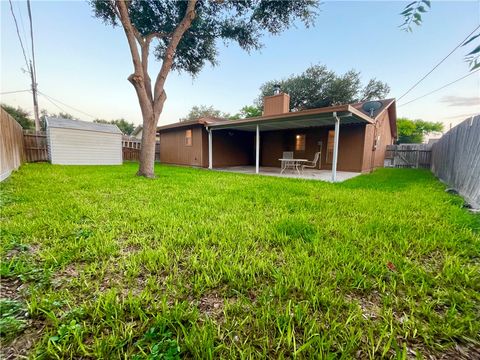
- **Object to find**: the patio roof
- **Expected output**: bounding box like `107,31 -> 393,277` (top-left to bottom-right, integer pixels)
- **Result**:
207,104 -> 374,132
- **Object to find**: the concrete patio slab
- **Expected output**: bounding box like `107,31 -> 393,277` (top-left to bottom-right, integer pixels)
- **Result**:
215,166 -> 361,182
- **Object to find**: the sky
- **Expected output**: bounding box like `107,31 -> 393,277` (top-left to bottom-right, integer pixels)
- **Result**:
1,0 -> 479,129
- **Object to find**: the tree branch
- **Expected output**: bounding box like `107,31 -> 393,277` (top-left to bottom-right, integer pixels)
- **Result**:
115,0 -> 152,113
141,39 -> 153,103
153,0 -> 197,116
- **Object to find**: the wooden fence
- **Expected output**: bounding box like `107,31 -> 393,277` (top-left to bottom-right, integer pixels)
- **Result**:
23,131 -> 49,162
1,108 -> 25,181
431,115 -> 480,209
122,142 -> 160,162
384,144 -> 432,169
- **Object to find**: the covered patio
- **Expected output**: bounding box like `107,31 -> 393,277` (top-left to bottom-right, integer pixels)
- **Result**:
206,104 -> 374,182
215,166 -> 360,182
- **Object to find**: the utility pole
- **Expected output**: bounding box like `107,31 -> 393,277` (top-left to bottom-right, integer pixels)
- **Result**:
27,0 -> 40,131
29,61 -> 40,131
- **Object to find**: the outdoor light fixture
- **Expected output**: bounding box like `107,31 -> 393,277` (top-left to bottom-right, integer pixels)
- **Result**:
273,84 -> 281,95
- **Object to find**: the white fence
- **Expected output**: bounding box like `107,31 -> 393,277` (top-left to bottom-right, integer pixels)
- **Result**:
431,115 -> 480,209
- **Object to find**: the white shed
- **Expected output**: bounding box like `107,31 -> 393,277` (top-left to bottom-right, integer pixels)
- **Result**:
46,117 -> 122,165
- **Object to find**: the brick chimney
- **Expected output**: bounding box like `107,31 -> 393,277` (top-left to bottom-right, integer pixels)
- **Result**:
263,93 -> 290,116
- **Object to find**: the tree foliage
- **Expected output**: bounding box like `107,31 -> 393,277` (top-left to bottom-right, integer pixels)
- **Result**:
399,0 -> 431,32
94,118 -> 135,134
256,64 -> 390,111
230,105 -> 263,119
91,0 -> 318,77
180,105 -> 230,122
1,104 -> 34,129
397,117 -> 443,143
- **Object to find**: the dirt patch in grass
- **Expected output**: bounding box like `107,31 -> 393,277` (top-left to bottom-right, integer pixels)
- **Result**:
120,243 -> 142,255
419,250 -> 445,273
0,278 -> 45,360
402,341 -> 480,359
195,291 -> 237,322
0,319 -> 45,360
346,291 -> 382,320
4,243 -> 40,262
0,278 -> 27,301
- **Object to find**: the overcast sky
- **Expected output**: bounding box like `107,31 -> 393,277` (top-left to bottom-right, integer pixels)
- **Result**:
1,0 -> 479,129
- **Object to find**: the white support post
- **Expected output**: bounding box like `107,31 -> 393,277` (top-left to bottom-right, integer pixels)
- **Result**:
332,112 -> 340,182
255,125 -> 260,174
208,128 -> 213,169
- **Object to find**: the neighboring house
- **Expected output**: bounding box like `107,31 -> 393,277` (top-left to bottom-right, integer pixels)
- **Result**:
157,93 -> 397,175
46,117 -> 122,165
131,125 -> 143,140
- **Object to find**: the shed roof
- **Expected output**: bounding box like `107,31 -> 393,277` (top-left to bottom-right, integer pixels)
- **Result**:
46,117 -> 122,134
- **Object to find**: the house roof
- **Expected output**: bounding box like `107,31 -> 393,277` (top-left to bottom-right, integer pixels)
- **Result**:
46,117 -> 122,134
157,117 -> 227,131
157,99 -> 397,137
132,125 -> 143,136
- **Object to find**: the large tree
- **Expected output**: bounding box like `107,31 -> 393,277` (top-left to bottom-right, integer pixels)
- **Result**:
256,64 -> 390,111
396,117 -> 443,143
91,0 -> 317,177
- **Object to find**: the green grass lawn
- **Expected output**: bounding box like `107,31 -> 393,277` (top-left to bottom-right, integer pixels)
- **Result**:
1,163 -> 479,359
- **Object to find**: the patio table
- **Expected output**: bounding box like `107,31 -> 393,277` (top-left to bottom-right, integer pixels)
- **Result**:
279,158 -> 308,174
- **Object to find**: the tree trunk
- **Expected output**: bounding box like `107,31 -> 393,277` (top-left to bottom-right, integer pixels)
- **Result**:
137,114 -> 157,177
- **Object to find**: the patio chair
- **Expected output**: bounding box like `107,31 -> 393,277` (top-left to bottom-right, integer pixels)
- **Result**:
280,151 -> 295,173
301,152 -> 321,171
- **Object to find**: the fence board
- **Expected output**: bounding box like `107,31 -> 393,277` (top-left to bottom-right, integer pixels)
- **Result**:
431,115 -> 480,209
23,131 -> 49,162
385,144 -> 431,169
1,108 -> 25,181
122,141 -> 160,162
123,147 -> 141,161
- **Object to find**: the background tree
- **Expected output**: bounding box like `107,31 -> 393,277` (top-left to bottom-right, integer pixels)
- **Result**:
91,0 -> 318,178
1,104 -> 34,129
230,105 -> 263,120
180,105 -> 230,122
397,117 -> 443,143
256,64 -> 390,111
94,118 -> 135,135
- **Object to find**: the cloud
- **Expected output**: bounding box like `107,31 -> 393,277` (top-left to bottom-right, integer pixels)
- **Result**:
444,112 -> 479,119
440,96 -> 480,107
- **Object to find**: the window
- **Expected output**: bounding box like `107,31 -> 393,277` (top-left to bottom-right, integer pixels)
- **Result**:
295,134 -> 306,151
185,129 -> 192,146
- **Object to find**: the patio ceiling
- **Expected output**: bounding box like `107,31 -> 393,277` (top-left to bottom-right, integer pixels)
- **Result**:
208,105 -> 373,132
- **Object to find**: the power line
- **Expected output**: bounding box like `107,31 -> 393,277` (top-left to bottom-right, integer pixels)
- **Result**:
398,25 -> 480,101
0,89 -> 31,95
38,92 -> 69,114
26,0 -> 37,84
8,0 -> 30,71
398,70 -> 479,107
38,90 -> 97,119
15,1 -> 30,56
